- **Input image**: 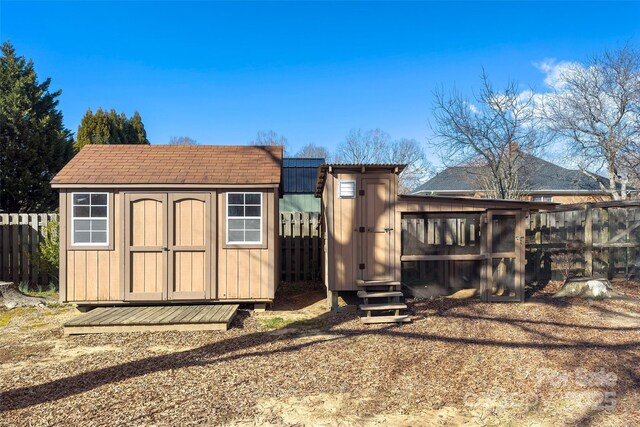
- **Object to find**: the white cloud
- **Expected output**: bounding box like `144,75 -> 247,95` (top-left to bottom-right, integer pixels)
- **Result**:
465,101 -> 479,114
533,58 -> 581,90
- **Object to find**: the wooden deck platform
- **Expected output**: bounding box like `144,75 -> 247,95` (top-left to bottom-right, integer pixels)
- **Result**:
63,304 -> 239,335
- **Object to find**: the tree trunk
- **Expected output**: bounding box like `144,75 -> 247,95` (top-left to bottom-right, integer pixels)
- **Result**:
0,282 -> 49,309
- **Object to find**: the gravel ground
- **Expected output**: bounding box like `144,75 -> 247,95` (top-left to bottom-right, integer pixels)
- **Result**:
1,280 -> 639,427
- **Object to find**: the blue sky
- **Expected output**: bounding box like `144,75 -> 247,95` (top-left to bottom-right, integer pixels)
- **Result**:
2,1 -> 639,162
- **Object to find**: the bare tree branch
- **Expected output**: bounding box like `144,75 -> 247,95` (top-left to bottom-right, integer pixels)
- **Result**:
543,44 -> 640,200
430,71 -> 549,199
168,136 -> 197,146
250,130 -> 290,156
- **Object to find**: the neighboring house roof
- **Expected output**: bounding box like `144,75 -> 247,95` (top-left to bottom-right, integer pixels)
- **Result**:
282,158 -> 325,194
413,154 -> 610,194
51,144 -> 283,187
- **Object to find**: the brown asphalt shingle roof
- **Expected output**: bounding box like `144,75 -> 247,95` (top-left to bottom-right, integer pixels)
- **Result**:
51,145 -> 283,186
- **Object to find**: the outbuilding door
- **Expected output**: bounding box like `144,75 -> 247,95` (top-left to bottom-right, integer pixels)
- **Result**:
483,210 -> 525,302
124,192 -> 214,301
361,178 -> 393,281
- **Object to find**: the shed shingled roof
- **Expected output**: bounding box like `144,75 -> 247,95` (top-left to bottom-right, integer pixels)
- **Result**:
51,145 -> 283,186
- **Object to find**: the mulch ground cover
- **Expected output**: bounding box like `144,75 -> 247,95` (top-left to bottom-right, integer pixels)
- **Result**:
1,280 -> 639,426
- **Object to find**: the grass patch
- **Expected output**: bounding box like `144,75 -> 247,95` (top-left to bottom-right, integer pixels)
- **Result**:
0,307 -> 37,327
262,317 -> 296,329
0,312 -> 12,327
20,321 -> 48,331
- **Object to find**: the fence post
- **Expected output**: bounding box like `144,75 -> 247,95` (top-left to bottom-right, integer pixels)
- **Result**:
584,205 -> 593,276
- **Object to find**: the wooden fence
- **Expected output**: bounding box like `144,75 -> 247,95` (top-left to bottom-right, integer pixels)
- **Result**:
0,213 -> 58,286
280,212 -> 322,282
0,211 -> 323,286
526,200 -> 640,281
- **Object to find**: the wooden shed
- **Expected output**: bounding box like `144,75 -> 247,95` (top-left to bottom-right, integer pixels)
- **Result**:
51,145 -> 282,308
316,165 -> 555,318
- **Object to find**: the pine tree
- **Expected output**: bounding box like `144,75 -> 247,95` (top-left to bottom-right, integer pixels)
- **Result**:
74,108 -> 149,150
0,41 -> 74,212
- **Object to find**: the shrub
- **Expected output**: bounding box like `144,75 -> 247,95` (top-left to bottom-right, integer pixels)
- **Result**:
34,218 -> 59,287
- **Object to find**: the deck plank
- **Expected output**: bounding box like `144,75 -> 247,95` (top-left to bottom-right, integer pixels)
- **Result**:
179,305 -> 208,324
163,306 -> 193,324
150,306 -> 182,324
97,307 -> 139,325
121,306 -> 157,325
64,308 -> 106,326
187,305 -> 215,324
216,304 -> 235,322
63,304 -> 240,334
69,308 -> 119,326
136,306 -> 165,324
199,305 -> 223,323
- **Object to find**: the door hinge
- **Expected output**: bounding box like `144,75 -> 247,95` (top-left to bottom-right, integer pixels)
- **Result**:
359,263 -> 365,270
359,189 -> 365,196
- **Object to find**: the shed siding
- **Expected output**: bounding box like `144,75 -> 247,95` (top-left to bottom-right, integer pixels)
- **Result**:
63,188 -> 276,304
216,190 -> 275,300
66,191 -> 123,302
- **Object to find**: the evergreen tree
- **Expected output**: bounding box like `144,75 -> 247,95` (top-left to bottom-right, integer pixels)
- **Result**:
75,108 -> 149,150
0,41 -> 74,212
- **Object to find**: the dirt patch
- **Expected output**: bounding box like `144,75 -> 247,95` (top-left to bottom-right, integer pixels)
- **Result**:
0,281 -> 639,426
231,393 -> 476,426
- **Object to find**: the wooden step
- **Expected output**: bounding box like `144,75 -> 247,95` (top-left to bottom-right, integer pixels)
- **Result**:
361,315 -> 411,324
359,303 -> 407,311
356,280 -> 401,287
357,290 -> 403,299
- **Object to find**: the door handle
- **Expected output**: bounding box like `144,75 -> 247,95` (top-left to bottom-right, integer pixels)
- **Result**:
163,247 -> 170,252
384,228 -> 394,233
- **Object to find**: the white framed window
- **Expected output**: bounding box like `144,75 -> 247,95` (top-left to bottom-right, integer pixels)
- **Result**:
226,192 -> 262,244
71,192 -> 109,246
533,195 -> 553,202
338,180 -> 356,198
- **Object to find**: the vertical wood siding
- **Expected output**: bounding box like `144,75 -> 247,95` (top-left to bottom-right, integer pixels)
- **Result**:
65,192 -> 122,302
216,190 -> 275,300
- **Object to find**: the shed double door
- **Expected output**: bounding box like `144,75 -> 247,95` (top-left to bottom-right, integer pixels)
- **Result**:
124,193 -> 214,301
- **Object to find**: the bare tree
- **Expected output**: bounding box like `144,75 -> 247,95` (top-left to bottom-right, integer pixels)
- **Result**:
336,128 -> 390,164
336,129 -> 433,193
431,71 -> 548,199
294,143 -> 330,160
251,130 -> 290,156
389,138 -> 433,193
168,136 -> 197,145
543,44 -> 640,200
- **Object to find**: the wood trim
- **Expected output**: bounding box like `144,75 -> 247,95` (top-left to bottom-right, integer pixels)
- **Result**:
67,191 -> 115,251
210,190 -> 217,300
220,190 -> 269,250
59,191 -> 68,303
268,189 -> 276,298
53,183 -> 280,189
401,254 -> 485,261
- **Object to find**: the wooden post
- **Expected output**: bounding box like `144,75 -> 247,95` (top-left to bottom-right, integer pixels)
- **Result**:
601,207 -> 611,278
327,289 -> 339,311
584,205 -> 593,276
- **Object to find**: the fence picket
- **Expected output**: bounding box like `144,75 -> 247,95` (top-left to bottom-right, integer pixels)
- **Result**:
527,201 -> 640,281
0,212 -> 59,285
